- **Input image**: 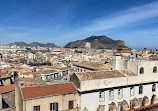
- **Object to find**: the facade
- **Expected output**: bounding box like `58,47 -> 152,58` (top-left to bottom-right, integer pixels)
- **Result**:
41,67 -> 70,81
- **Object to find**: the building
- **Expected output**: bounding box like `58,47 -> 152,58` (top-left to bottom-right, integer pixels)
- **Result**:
40,66 -> 70,81
73,61 -> 111,73
19,83 -> 80,111
19,72 -> 39,78
116,46 -> 131,53
114,46 -> 132,57
71,55 -> 158,111
0,84 -> 15,110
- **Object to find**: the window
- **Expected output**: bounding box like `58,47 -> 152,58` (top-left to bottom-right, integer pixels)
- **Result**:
139,86 -> 143,94
68,100 -> 74,109
130,87 -> 135,96
109,90 -> 114,100
153,67 -> 157,73
50,103 -> 58,111
34,105 -> 40,111
118,89 -> 123,98
140,67 -> 144,74
152,84 -> 156,92
99,91 -> 105,101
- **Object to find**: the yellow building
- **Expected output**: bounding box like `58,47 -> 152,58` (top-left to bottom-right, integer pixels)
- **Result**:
20,83 -> 80,111
19,72 -> 39,78
4,67 -> 31,76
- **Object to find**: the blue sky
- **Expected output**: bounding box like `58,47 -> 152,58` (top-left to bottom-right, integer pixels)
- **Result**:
0,0 -> 158,49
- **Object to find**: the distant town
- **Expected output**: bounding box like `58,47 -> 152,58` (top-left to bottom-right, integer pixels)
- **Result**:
0,36 -> 158,111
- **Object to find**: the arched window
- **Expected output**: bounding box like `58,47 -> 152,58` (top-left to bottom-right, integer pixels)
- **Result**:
140,67 -> 144,74
153,67 -> 157,73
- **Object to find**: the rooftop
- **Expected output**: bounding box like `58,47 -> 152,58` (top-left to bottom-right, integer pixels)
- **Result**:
21,83 -> 77,99
19,77 -> 46,84
0,84 -> 15,94
76,70 -> 136,81
75,61 -> 111,70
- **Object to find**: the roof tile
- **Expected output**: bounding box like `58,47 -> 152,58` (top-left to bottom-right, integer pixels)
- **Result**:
0,84 -> 15,94
21,83 -> 77,99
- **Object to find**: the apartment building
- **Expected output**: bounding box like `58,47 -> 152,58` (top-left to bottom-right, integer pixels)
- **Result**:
71,55 -> 158,111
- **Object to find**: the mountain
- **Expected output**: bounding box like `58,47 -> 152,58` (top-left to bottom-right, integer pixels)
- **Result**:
8,42 -> 59,48
64,35 -> 126,49
44,43 -> 58,47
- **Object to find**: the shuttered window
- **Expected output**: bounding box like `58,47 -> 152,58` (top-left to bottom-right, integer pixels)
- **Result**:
69,100 -> 74,109
50,103 -> 58,111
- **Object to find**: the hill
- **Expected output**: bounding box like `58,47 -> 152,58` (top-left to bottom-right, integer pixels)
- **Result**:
64,35 -> 126,49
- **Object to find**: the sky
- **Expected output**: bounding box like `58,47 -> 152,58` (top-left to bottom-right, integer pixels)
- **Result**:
0,0 -> 158,49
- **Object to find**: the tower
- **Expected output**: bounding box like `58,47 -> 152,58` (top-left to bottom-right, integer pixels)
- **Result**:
14,72 -> 23,111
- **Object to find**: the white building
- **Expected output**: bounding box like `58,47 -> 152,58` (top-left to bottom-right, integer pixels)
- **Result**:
41,67 -> 70,80
71,55 -> 158,111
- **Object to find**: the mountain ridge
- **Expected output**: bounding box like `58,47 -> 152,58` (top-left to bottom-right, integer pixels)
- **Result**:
8,42 -> 59,48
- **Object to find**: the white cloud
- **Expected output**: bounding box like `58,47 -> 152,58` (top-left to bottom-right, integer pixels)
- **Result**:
54,1 -> 158,46
84,1 -> 158,32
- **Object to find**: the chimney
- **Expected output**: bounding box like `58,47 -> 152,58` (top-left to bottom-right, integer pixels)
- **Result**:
112,55 -> 121,70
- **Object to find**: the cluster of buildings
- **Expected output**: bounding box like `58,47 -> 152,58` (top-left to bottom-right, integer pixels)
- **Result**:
0,44 -> 158,111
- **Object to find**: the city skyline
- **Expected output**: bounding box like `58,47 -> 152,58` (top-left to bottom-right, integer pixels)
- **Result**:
0,0 -> 158,49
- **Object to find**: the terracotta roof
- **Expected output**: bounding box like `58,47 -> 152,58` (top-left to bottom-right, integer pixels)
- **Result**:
0,84 -> 15,94
21,83 -> 77,99
76,70 -> 136,81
